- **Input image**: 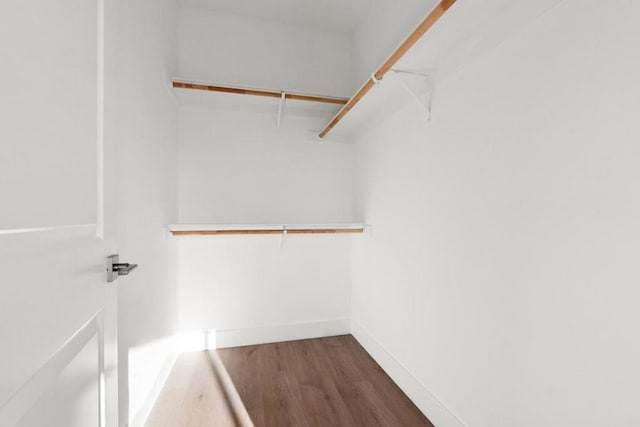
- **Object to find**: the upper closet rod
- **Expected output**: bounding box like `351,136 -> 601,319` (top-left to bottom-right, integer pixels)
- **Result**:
319,0 -> 457,138
173,81 -> 349,105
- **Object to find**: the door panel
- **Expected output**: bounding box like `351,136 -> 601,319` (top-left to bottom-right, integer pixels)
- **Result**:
0,0 -> 118,425
16,334 -> 100,427
9,319 -> 101,427
0,0 -> 98,230
0,227 -> 111,403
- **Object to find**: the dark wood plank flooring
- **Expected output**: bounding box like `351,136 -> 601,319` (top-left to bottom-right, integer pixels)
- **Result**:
217,334 -> 433,427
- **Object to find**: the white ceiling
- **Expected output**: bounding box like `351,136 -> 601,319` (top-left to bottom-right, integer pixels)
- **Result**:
179,0 -> 373,33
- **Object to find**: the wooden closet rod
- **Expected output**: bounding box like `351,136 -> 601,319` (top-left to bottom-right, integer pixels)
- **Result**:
173,81 -> 349,105
171,228 -> 364,236
319,0 -> 457,138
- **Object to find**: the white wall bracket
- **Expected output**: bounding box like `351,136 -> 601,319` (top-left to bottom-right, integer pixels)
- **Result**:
276,91 -> 285,128
392,70 -> 434,120
280,226 -> 287,248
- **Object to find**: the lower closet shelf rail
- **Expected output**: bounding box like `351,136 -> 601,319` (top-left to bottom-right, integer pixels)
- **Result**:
169,225 -> 366,236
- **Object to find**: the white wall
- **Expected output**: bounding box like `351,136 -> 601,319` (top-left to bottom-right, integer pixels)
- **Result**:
177,0 -> 357,340
351,0 -> 438,88
179,234 -> 352,347
179,7 -> 353,97
114,0 -> 180,425
177,102 -> 354,345
179,106 -> 353,224
352,1 -> 640,426
177,0 -> 356,342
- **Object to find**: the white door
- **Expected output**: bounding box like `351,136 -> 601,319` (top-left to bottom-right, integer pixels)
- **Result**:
0,0 -> 120,426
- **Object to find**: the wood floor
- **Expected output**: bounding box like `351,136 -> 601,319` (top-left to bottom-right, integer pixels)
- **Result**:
147,335 -> 433,427
145,351 -> 238,426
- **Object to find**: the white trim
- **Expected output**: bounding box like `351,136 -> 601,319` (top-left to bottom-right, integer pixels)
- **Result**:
216,318 -> 351,349
0,313 -> 103,426
176,330 -> 217,353
129,353 -> 178,427
96,0 -> 105,240
351,321 -> 468,427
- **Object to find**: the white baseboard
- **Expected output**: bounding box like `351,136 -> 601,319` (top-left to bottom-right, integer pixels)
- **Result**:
351,321 -> 468,427
216,318 -> 351,349
128,351 -> 178,427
